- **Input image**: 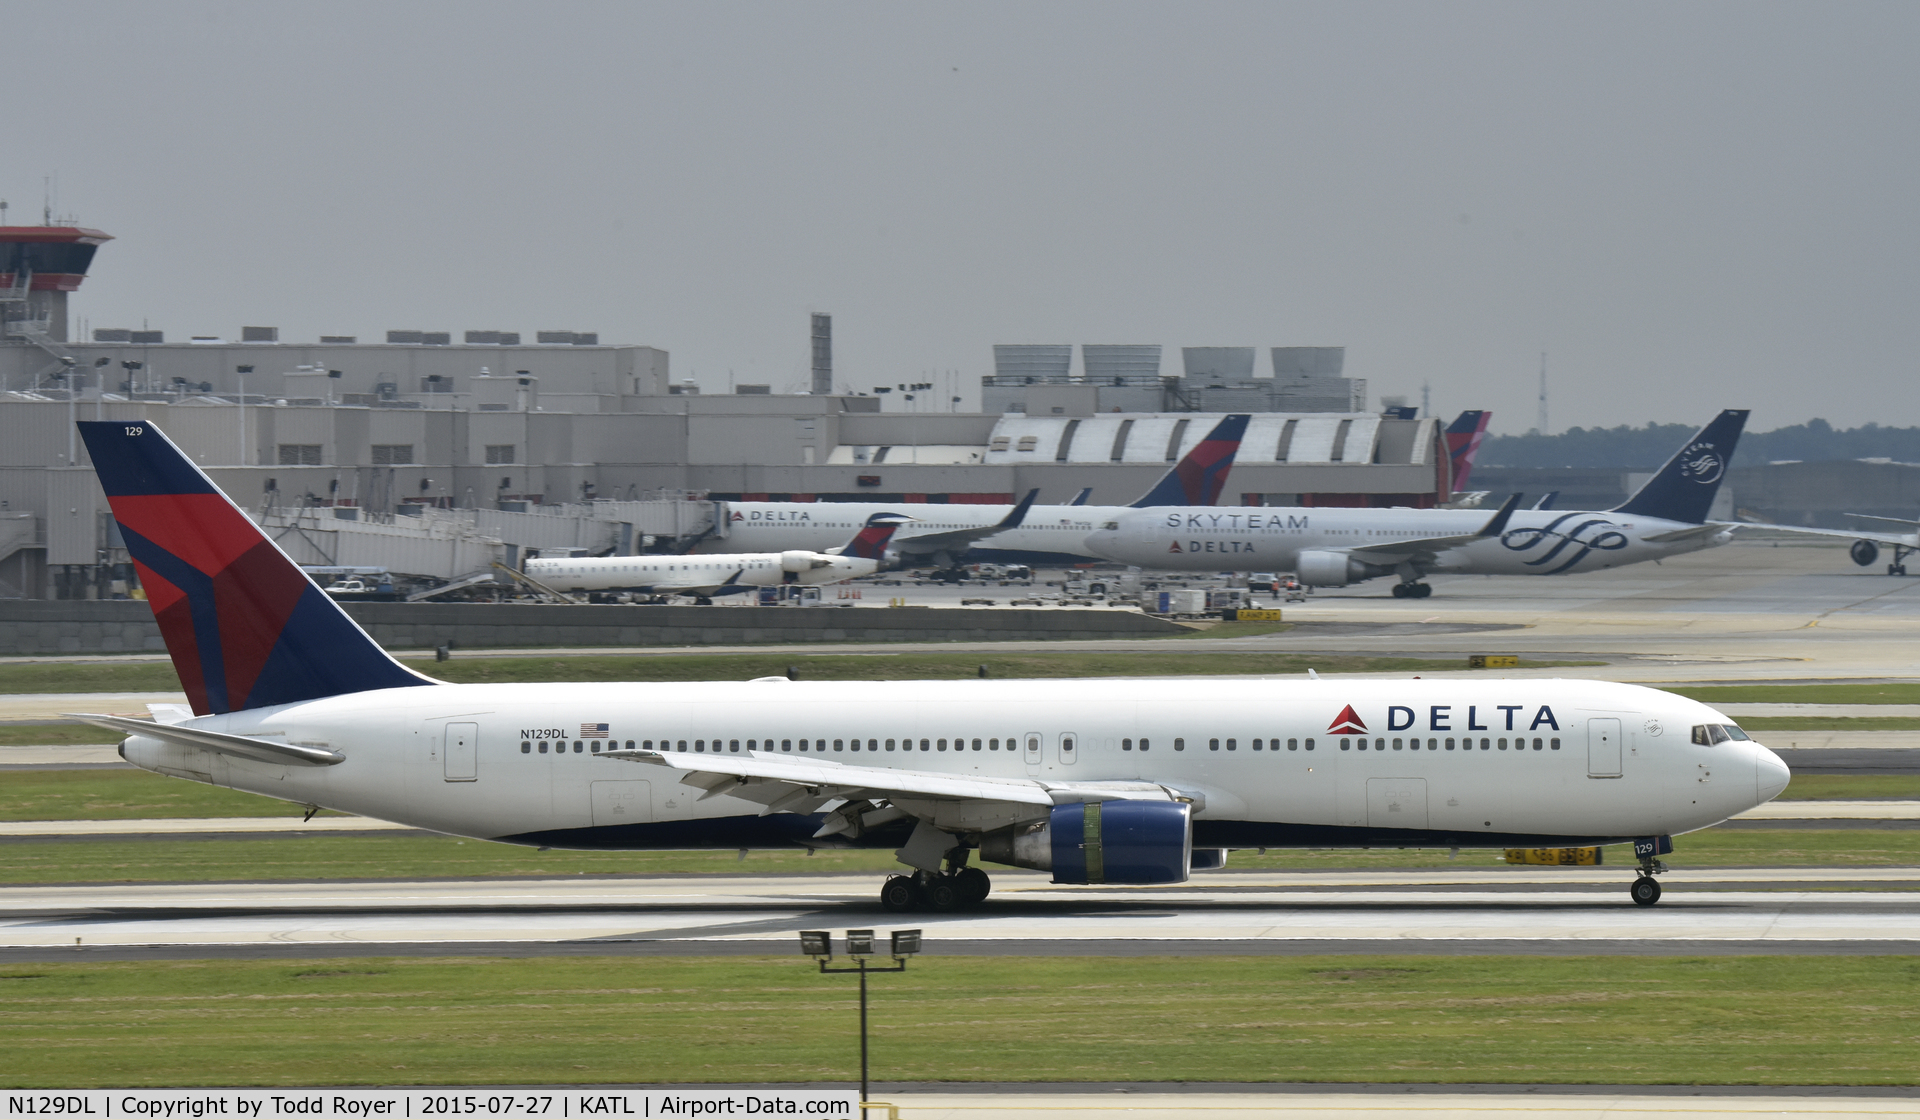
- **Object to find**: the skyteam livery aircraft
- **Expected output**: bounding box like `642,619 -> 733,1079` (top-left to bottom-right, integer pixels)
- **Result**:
68,420 -> 1786,911
527,511 -> 925,602
703,413 -> 1253,570
1087,410 -> 1749,598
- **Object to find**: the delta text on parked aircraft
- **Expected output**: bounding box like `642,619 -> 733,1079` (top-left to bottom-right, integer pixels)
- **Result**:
68,419 -> 1786,910
1086,410 -> 1749,599
698,414 -> 1253,570
524,512 -> 916,603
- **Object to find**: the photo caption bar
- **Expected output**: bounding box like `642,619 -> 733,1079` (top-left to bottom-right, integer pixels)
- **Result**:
2,1091 -> 858,1120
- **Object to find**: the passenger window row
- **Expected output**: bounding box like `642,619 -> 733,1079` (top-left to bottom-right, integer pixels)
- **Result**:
1205,738 -> 1317,751
1339,737 -> 1561,752
523,737 -> 1029,754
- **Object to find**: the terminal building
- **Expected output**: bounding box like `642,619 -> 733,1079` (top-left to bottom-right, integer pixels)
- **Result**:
0,223 -> 1456,598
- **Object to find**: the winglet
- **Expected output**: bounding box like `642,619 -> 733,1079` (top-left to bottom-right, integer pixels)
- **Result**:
1069,487 -> 1093,506
1475,492 -> 1524,538
996,488 -> 1040,530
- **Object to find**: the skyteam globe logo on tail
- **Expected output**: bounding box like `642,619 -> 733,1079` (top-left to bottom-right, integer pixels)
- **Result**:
1678,442 -> 1725,485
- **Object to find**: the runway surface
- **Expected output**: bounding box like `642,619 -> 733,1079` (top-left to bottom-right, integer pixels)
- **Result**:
4,870 -> 1917,961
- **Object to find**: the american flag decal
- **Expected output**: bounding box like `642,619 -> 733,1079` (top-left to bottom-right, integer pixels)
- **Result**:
580,723 -> 610,738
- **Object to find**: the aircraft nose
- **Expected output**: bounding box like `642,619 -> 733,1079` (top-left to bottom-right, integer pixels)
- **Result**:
1754,744 -> 1790,804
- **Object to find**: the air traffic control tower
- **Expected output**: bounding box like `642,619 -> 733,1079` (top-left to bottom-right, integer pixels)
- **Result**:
0,222 -> 114,345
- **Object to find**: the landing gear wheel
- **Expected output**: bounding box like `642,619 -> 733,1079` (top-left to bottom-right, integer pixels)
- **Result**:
1391,584 -> 1409,598
879,875 -> 918,912
1412,583 -> 1433,598
694,596 -> 713,605
953,867 -> 991,905
1893,564 -> 1910,576
922,878 -> 960,911
1630,876 -> 1662,906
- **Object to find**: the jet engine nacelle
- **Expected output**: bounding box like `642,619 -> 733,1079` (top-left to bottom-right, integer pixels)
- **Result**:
1851,539 -> 1880,567
779,550 -> 829,573
978,800 -> 1191,885
1295,549 -> 1392,588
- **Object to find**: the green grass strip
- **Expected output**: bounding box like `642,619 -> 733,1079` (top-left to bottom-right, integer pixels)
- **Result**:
2,955 -> 1918,1087
1673,684 -> 1920,706
2,827 -> 1917,885
1736,716 -> 1920,732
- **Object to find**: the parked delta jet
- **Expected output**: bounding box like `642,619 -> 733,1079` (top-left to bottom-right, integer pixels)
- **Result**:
702,414 -> 1252,570
68,419 -> 1785,911
1087,410 -> 1749,598
1444,409 -> 1492,494
525,513 -> 914,603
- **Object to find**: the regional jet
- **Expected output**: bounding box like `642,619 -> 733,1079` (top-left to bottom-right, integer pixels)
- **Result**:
68,420 -> 1785,911
703,414 -> 1252,571
1086,410 -> 1749,598
524,513 -> 916,603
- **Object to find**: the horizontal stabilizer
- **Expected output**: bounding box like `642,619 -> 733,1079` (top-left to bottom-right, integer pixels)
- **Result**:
65,712 -> 345,767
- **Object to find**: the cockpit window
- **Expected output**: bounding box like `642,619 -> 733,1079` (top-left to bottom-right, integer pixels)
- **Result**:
1692,723 -> 1744,745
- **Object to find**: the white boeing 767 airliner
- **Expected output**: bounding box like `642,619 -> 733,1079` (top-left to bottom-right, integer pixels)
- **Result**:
68,421 -> 1787,911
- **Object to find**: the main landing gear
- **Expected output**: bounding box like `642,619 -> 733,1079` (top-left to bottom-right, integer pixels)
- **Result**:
880,864 -> 992,912
1390,582 -> 1433,598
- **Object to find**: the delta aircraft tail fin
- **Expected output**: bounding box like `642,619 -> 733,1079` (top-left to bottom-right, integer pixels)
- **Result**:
1444,410 -> 1492,493
839,514 -> 912,561
76,421 -> 438,716
1611,409 -> 1749,524
1128,413 -> 1251,507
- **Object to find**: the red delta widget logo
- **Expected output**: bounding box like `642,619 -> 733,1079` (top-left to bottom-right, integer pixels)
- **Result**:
1328,703 -> 1560,734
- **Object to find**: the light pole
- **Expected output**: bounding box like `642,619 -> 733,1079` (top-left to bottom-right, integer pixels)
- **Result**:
799,928 -> 921,1118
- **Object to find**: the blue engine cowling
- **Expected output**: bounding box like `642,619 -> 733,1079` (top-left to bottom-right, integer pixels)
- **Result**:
981,800 -> 1192,885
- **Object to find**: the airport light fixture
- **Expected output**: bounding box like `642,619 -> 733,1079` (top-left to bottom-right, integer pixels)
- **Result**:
798,928 -> 921,1117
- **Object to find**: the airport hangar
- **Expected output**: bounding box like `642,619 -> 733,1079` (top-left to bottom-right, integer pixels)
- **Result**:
0,223 -> 1475,597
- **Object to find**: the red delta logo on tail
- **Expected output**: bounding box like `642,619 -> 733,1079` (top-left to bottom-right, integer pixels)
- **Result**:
76,422 -> 435,716
1328,705 -> 1368,734
841,514 -> 910,561
1445,410 -> 1492,493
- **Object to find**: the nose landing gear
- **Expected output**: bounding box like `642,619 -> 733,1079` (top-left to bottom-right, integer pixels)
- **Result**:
1629,836 -> 1672,905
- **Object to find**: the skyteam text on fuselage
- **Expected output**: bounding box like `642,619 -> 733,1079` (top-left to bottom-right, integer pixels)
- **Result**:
699,414 -> 1252,569
1087,410 -> 1749,598
67,419 -> 1785,912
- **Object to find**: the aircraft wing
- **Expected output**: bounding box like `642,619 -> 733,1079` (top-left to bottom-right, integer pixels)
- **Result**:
1727,521 -> 1917,547
890,488 -> 1039,558
602,747 -> 1178,816
1640,523 -> 1730,544
1342,492 -> 1525,561
65,712 -> 346,767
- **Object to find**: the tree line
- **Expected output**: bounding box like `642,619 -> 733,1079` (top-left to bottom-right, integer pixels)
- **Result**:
1480,419 -> 1920,469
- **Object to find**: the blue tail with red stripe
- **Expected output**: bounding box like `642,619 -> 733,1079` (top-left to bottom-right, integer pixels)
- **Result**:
1444,410 -> 1491,492
1128,413 -> 1251,507
77,421 -> 437,715
839,514 -> 910,561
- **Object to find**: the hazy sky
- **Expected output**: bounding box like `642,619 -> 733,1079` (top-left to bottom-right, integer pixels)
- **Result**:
8,2 -> 1916,434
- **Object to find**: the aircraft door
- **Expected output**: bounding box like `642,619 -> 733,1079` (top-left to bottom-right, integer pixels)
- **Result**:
1587,717 -> 1622,778
1023,732 -> 1042,775
444,722 -> 478,782
1058,732 -> 1078,766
